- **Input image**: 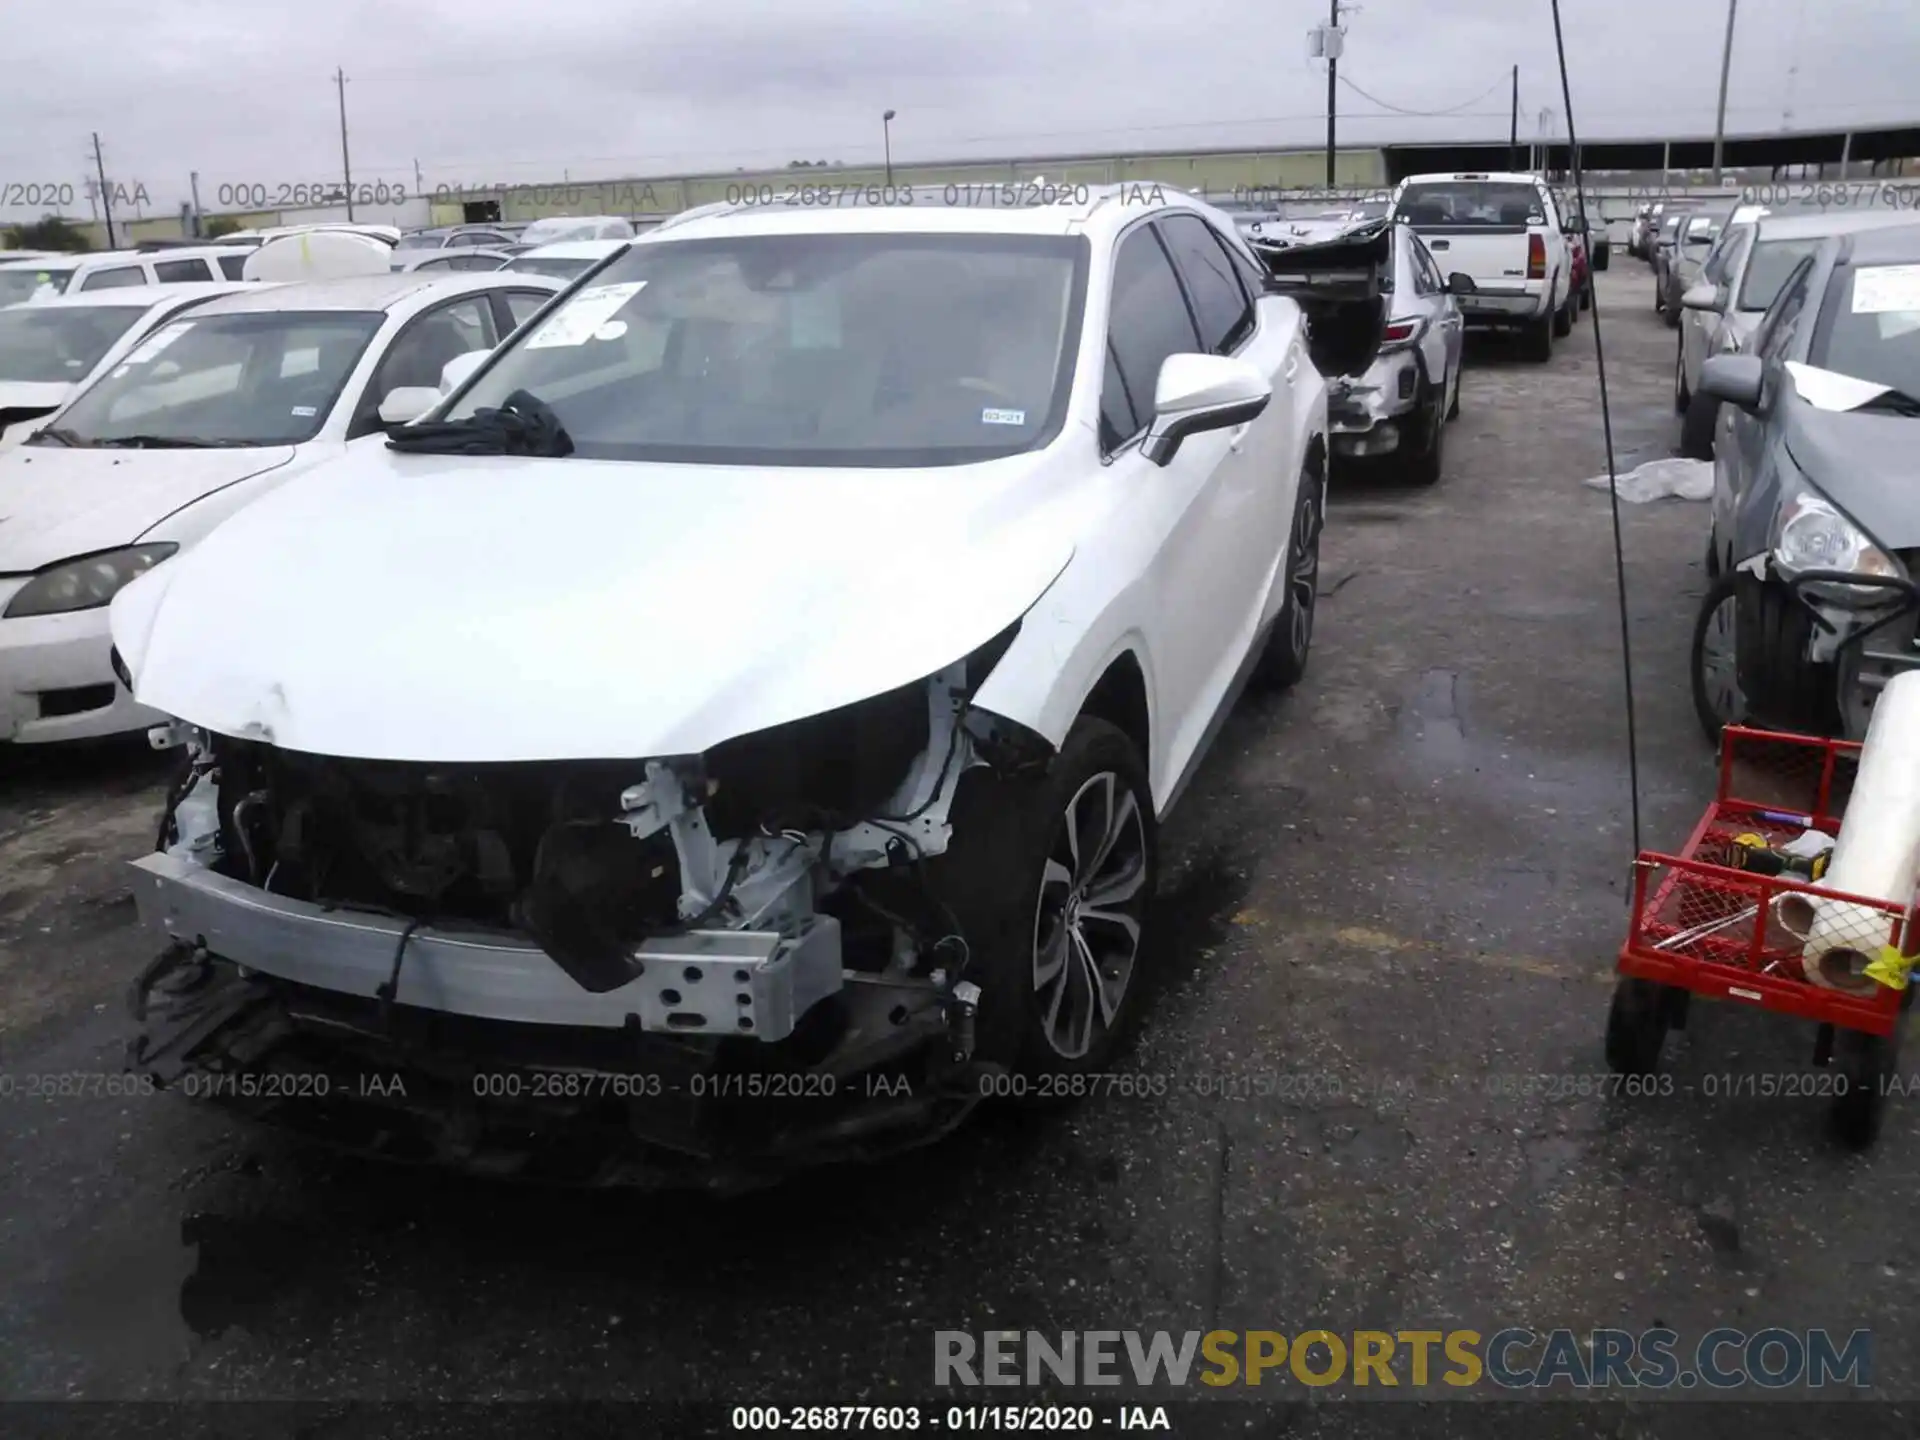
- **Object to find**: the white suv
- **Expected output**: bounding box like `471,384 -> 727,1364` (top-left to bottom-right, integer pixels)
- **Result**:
111,185 -> 1385,1178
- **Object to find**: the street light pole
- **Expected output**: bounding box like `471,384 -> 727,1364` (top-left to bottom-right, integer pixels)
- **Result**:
883,110 -> 896,187
1324,0 -> 1339,187
1711,0 -> 1739,184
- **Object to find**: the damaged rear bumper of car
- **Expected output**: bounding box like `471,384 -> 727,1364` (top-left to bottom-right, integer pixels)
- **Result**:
1326,355 -> 1420,458
122,644 -> 1052,1189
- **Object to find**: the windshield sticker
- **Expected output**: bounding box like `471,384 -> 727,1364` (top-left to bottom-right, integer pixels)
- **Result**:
1784,360 -> 1894,412
123,322 -> 193,364
593,320 -> 627,342
525,281 -> 646,350
290,405 -> 318,417
1852,265 -> 1920,315
981,407 -> 1027,426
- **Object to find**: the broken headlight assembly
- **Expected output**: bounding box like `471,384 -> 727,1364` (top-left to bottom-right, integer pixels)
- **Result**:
4,543 -> 177,618
1771,490 -> 1903,600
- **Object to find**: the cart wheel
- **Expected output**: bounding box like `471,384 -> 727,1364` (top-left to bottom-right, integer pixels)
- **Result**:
1606,978 -> 1671,1074
1830,1027 -> 1898,1150
1663,986 -> 1691,1032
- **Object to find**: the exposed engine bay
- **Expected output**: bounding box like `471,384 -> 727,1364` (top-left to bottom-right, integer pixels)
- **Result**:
126,629 -> 1053,1188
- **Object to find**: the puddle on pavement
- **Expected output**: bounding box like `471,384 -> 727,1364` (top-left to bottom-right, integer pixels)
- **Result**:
1398,668 -> 1468,767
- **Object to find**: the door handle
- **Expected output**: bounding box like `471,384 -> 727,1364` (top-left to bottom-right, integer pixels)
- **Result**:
1429,239 -> 1450,250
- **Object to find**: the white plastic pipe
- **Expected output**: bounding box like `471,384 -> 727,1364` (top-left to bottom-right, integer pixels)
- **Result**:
1786,669 -> 1920,991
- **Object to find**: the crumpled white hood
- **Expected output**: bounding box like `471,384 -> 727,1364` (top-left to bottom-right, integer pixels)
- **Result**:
0,445 -> 297,571
113,446 -> 1079,763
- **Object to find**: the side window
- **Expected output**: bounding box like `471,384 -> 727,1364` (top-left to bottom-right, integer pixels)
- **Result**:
1756,261 -> 1815,362
154,258 -> 213,283
1158,215 -> 1254,355
373,296 -> 501,398
1097,341 -> 1139,454
79,265 -> 145,291
1102,226 -> 1201,450
1420,243 -> 1448,295
504,290 -> 551,328
1704,229 -> 1749,288
217,254 -> 249,280
1408,237 -> 1438,296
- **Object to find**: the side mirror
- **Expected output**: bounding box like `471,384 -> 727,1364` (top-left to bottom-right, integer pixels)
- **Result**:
1141,354 -> 1272,468
1699,354 -> 1765,412
439,349 -> 488,394
1445,271 -> 1477,296
377,386 -> 442,426
1681,280 -> 1724,313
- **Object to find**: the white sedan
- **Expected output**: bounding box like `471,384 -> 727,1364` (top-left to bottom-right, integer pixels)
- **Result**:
0,269 -> 562,745
495,239 -> 628,280
110,186 -> 1386,1171
0,283 -> 260,450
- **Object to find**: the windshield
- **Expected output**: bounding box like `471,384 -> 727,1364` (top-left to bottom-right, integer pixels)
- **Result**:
1348,199 -> 1390,219
1740,238 -> 1822,311
445,231 -> 1088,467
47,310 -> 383,446
1683,217 -> 1723,246
0,304 -> 149,383
1393,182 -> 1544,226
395,233 -> 443,251
503,254 -> 599,279
0,267 -> 76,304
1810,262 -> 1920,402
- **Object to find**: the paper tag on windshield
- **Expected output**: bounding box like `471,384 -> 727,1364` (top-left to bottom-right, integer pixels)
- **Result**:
124,322 -> 193,364
1784,360 -> 1894,412
1851,264 -> 1920,315
525,282 -> 646,349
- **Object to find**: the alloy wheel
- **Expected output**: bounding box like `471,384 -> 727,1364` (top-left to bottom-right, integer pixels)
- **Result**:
1031,771 -> 1149,1060
1287,483 -> 1323,661
1698,587 -> 1746,729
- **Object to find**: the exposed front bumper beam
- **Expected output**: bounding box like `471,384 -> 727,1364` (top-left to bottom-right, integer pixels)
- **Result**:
128,852 -> 843,1040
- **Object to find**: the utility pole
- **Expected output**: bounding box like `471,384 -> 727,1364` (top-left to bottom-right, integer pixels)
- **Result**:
1508,66 -> 1519,171
188,171 -> 202,236
1324,0 -> 1340,186
413,158 -> 424,198
334,67 -> 355,220
90,132 -> 116,249
1711,0 -> 1738,184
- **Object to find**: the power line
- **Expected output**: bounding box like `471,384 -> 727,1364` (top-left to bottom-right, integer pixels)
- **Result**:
1336,71 -> 1510,118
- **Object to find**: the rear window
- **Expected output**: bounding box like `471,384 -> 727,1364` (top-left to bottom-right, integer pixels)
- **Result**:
1394,182 -> 1545,227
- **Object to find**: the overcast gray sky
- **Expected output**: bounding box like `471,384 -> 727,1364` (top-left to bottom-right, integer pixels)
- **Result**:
3,0 -> 1915,220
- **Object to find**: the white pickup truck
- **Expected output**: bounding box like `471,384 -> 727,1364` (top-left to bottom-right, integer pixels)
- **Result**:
1389,172 -> 1575,362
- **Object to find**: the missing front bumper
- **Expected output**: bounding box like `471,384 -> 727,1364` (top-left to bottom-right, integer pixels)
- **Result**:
129,852 -> 842,1041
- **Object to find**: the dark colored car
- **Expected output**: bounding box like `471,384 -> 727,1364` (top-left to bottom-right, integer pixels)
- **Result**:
1691,221 -> 1920,742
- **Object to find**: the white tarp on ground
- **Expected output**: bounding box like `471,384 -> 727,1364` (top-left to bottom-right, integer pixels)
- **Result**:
1581,457 -> 1714,503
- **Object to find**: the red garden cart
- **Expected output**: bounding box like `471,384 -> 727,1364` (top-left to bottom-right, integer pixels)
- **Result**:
1610,723 -> 1916,1147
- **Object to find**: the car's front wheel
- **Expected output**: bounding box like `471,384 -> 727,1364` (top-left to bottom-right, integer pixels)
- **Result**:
945,717 -> 1157,1080
1690,572 -> 1748,743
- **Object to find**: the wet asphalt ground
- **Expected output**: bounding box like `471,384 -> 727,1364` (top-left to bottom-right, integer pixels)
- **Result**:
2,264 -> 1917,1434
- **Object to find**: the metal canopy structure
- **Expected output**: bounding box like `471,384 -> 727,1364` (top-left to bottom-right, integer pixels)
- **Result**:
1384,122 -> 1920,181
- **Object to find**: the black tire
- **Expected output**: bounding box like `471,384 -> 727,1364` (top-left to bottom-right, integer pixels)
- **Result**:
1579,283 -> 1592,312
1734,572 -> 1842,734
1445,362 -> 1461,421
1404,380 -> 1445,487
1690,572 -> 1748,744
1830,1027 -> 1897,1150
1664,290 -> 1681,330
1252,463 -> 1325,690
1680,391 -> 1719,461
1594,243 -> 1611,272
1553,289 -> 1573,337
1606,978 -> 1671,1075
1674,339 -> 1690,415
1523,310 -> 1554,363
938,716 -> 1158,1082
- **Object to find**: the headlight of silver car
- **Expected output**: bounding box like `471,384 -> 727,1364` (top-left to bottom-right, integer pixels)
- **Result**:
1770,492 -> 1902,587
3,543 -> 178,619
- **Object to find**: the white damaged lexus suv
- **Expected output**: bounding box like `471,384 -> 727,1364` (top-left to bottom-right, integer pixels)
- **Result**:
110,185 -> 1386,1186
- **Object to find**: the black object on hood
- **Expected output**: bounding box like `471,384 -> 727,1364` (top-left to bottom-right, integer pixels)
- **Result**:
386,389 -> 575,457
